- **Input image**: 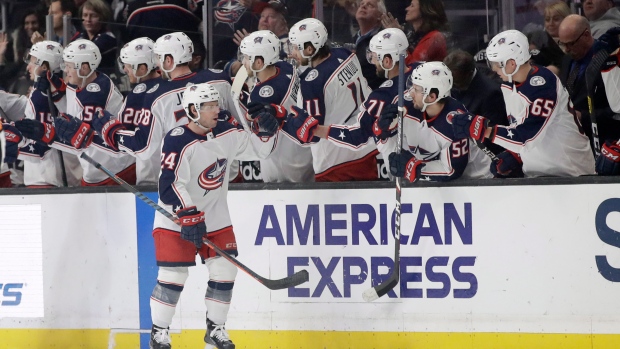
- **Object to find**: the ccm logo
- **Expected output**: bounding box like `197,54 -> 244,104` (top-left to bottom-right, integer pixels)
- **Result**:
602,147 -> 620,161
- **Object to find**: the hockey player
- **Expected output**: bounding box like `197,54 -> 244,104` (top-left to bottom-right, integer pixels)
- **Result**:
452,30 -> 595,177
17,39 -> 135,185
286,18 -> 378,181
282,28 -> 410,176
375,61 -> 491,182
94,32 -> 242,183
149,83 -> 278,349
3,40 -> 83,187
91,37 -> 161,185
239,30 -> 314,182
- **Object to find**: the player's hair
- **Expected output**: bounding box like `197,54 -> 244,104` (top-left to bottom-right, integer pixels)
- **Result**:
52,0 -> 78,16
418,0 -> 449,34
443,49 -> 475,78
428,88 -> 448,104
306,42 -> 331,61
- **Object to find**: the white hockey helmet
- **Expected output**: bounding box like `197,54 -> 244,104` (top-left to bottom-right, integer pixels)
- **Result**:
239,30 -> 280,72
154,32 -> 193,75
182,83 -> 221,127
62,39 -> 101,79
409,61 -> 453,112
119,37 -> 156,82
25,41 -> 63,73
368,28 -> 408,77
288,18 -> 328,59
486,30 -> 531,83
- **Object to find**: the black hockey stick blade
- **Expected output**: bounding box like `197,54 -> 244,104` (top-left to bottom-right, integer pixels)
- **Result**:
362,273 -> 399,302
80,152 -> 309,290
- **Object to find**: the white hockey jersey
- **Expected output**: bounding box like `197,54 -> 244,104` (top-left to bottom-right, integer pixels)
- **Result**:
154,122 -> 276,234
297,48 -> 377,176
601,49 -> 620,113
114,69 -> 240,184
492,66 -> 595,177
53,72 -> 135,185
247,61 -> 313,182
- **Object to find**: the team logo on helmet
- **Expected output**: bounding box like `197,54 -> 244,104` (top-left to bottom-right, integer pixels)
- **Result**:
78,43 -> 87,50
135,44 -> 143,50
46,44 -> 55,51
163,35 -> 172,41
431,69 -> 440,75
498,37 -> 506,45
214,0 -> 246,29
198,158 -> 228,194
254,36 -> 263,44
383,33 -> 391,39
299,24 -> 307,31
190,85 -> 198,91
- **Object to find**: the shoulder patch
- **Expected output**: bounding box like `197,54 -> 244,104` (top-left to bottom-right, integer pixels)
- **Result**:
530,76 -> 546,86
209,68 -> 223,73
170,127 -> 184,136
259,85 -> 274,98
147,83 -> 159,93
133,83 -> 146,94
305,69 -> 319,81
445,109 -> 465,125
379,80 -> 394,88
86,83 -> 101,92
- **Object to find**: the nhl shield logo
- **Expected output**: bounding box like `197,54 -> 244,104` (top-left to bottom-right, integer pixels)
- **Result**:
198,158 -> 228,194
383,33 -> 391,39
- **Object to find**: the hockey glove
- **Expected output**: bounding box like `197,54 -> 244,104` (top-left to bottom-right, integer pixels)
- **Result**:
251,111 -> 279,137
176,206 -> 206,248
598,27 -> 620,53
14,119 -> 57,144
34,71 -> 66,102
490,150 -> 524,178
373,104 -> 398,140
92,110 -> 125,150
452,113 -> 492,143
284,106 -> 319,143
217,110 -> 238,126
54,114 -> 95,149
247,102 -> 287,126
388,150 -> 425,183
1,124 -> 23,163
596,140 -> 620,175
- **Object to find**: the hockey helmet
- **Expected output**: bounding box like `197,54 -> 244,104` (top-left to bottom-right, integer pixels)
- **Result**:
409,61 -> 453,112
62,39 -> 101,79
288,18 -> 328,59
368,28 -> 408,77
153,32 -> 194,75
486,30 -> 531,83
239,30 -> 281,72
182,83 -> 221,124
25,40 -> 63,73
119,37 -> 156,82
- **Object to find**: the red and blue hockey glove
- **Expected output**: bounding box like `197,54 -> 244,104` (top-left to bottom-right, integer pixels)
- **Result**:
34,71 -> 66,102
373,104 -> 399,140
92,110 -> 125,150
490,150 -> 524,178
596,140 -> 620,175
176,206 -> 206,248
54,113 -> 94,149
1,124 -> 23,164
14,119 -> 57,144
452,112 -> 491,143
247,102 -> 287,126
251,111 -> 279,137
217,110 -> 238,126
284,106 -> 319,143
388,150 -> 425,183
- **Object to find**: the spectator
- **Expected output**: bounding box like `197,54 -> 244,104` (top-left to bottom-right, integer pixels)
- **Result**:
544,1 -> 571,42
31,0 -> 78,46
444,49 -> 507,155
583,0 -> 620,38
353,0 -> 386,89
75,0 -> 117,75
381,0 -> 448,65
558,14 -> 620,151
527,30 -> 566,75
453,29 -> 595,178
233,1 -> 290,56
12,9 -> 44,64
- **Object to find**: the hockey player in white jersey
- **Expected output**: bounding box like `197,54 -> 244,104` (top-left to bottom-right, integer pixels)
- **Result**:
91,37 -> 162,185
286,18 -> 378,181
94,32 -> 241,183
4,40 -> 84,187
373,61 -> 491,182
240,30 -> 314,182
452,30 -> 595,177
149,83 -> 278,349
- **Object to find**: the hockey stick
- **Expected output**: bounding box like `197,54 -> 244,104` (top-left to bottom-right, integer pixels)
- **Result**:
230,66 -> 250,130
362,53 -> 406,302
80,152 -> 309,290
586,48 -> 610,158
46,87 -> 68,187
